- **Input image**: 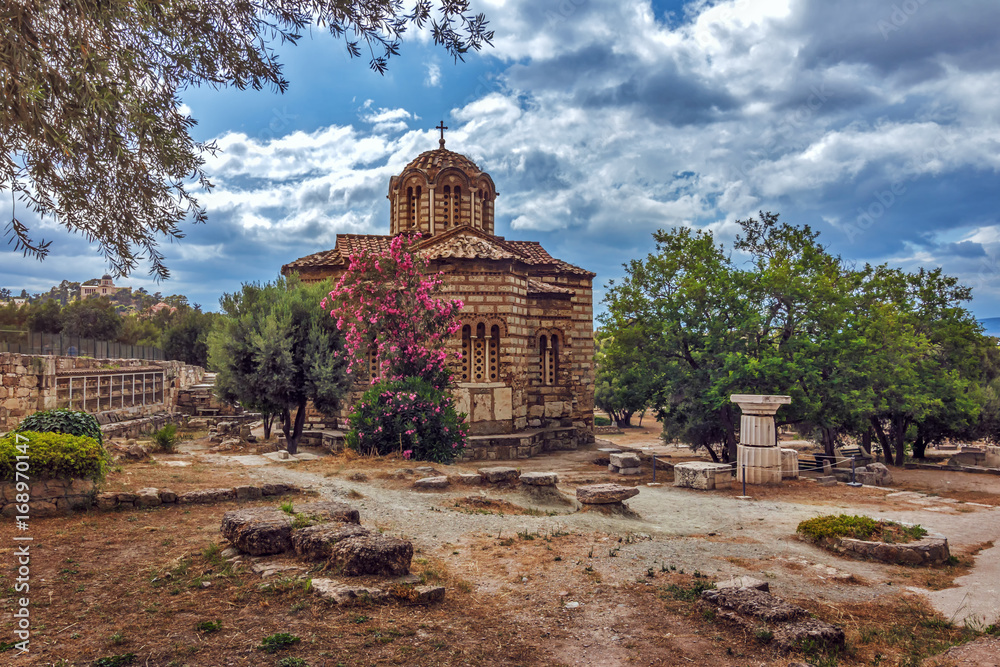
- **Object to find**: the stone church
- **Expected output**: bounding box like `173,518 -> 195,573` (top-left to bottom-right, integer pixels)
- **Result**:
282,132 -> 595,459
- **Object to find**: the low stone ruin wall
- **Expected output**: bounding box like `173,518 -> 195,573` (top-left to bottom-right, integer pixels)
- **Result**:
820,534 -> 950,566
0,479 -> 298,517
0,478 -> 97,516
458,426 -> 578,461
99,411 -> 186,440
0,352 -> 204,432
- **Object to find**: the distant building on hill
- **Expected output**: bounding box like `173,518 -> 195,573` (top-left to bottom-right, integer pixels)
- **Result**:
81,274 -> 131,300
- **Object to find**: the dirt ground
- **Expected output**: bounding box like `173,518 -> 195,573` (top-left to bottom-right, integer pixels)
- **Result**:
3,424 -> 1000,666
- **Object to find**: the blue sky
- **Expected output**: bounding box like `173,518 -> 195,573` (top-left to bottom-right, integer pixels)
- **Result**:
4,0 -> 1000,319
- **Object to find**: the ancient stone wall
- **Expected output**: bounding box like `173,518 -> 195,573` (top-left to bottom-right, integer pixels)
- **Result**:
524,274 -> 595,442
0,352 -> 204,432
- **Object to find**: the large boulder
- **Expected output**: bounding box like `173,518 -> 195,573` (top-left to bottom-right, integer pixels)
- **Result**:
328,534 -> 414,576
576,483 -> 639,505
220,508 -> 294,555
293,523 -> 370,561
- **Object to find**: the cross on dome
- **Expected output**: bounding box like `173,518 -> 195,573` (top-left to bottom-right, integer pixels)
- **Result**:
436,120 -> 448,148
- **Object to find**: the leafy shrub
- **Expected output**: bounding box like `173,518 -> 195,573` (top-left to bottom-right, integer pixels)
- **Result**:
345,376 -> 467,463
594,416 -> 612,426
152,424 -> 178,452
0,431 -> 110,482
15,408 -> 103,445
797,514 -> 927,543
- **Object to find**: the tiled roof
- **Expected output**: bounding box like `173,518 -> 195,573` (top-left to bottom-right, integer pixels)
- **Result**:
527,279 -> 574,295
284,233 -> 594,279
336,235 -> 393,257
506,241 -> 595,276
402,148 -> 484,180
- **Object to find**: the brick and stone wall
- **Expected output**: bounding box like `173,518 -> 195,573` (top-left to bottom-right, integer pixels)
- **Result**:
0,352 -> 204,432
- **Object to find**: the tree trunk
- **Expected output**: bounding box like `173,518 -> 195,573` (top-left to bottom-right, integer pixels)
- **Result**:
861,429 -> 872,457
912,424 -> 927,460
870,417 -> 894,465
262,412 -> 274,440
722,405 -> 737,463
891,415 -> 909,467
610,408 -> 633,428
638,409 -> 645,427
820,427 -> 837,457
281,408 -> 291,449
704,443 -> 721,463
285,399 -> 307,455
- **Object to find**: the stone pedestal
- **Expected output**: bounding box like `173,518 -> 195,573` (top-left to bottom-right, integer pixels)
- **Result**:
673,462 -> 733,490
731,394 -> 791,486
780,448 -> 800,479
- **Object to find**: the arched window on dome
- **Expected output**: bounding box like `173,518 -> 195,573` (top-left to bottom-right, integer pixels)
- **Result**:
406,187 -> 414,229
443,185 -> 452,228
453,186 -> 462,226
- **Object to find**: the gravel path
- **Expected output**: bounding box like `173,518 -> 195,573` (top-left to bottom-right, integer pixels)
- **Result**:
225,449 -> 1000,626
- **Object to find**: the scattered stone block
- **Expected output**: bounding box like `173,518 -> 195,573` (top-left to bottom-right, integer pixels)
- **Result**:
158,488 -> 177,503
519,472 -> 558,486
457,473 -> 482,485
328,534 -> 414,577
701,588 -> 808,623
673,462 -> 733,490
618,467 -> 641,476
292,523 -> 370,561
311,578 -> 389,604
576,483 -> 639,504
780,448 -> 800,479
816,476 -> 837,487
715,576 -> 769,592
478,466 -> 519,483
220,508 -> 294,555
235,485 -> 263,501
136,488 -> 162,507
414,476 -> 450,489
609,452 -> 640,469
773,618 -> 846,652
413,585 -> 446,603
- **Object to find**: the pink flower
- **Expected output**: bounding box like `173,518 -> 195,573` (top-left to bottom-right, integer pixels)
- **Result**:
402,449 -> 412,459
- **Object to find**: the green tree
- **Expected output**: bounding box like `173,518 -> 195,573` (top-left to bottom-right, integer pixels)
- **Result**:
118,314 -> 161,347
60,297 -> 123,340
162,309 -> 216,367
3,1 -> 492,278
209,277 -> 349,453
594,330 -> 656,428
26,299 -> 63,334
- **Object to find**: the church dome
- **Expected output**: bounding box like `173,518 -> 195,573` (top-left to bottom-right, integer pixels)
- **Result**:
388,134 -> 498,237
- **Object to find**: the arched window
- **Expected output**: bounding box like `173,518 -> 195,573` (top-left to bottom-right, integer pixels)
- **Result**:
539,335 -> 548,385
453,186 -> 462,226
460,322 -> 502,383
538,332 -> 559,385
489,325 -> 500,381
443,185 -> 452,228
461,325 -> 471,381
368,347 -> 378,380
406,186 -> 415,228
549,334 -> 558,385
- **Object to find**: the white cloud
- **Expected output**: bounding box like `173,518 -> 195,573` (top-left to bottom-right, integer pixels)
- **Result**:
425,62 -> 441,87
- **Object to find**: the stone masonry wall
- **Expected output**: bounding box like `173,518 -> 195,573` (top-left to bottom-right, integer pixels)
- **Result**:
0,352 -> 204,432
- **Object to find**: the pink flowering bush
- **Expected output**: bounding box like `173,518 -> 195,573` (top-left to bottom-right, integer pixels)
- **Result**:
344,377 -> 467,463
322,233 -> 463,389
325,233 -> 468,461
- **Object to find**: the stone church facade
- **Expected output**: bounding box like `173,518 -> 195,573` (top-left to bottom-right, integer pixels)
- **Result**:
282,138 -> 595,458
